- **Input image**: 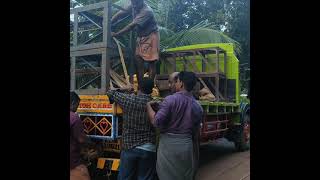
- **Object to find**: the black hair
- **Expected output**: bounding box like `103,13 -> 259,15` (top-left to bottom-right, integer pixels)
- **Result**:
70,91 -> 80,111
173,74 -> 178,82
178,71 -> 197,92
141,77 -> 154,94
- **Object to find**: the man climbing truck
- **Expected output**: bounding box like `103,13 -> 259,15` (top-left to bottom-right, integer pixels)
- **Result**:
70,1 -> 249,179
111,0 -> 160,90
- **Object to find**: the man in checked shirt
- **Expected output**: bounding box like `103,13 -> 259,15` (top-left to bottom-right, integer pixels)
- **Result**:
106,77 -> 157,180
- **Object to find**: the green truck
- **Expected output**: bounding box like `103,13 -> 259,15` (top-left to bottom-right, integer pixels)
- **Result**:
156,43 -> 250,151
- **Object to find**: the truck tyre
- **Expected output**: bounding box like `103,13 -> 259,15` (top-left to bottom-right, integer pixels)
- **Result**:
234,112 -> 250,152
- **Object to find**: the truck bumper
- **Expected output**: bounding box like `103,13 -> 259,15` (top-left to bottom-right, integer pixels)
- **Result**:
97,158 -> 120,171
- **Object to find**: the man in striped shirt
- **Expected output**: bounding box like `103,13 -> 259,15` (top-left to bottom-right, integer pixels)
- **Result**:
107,77 -> 157,180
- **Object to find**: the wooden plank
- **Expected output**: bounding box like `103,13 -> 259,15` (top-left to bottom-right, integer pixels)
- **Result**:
207,78 -> 224,100
215,74 -> 220,101
75,68 -> 100,75
128,31 -> 134,84
182,56 -> 187,71
196,51 -> 210,72
73,12 -> 78,47
192,51 -> 199,72
112,3 -> 127,11
110,79 -> 121,88
102,2 -> 111,46
101,51 -> 107,93
79,31 -> 103,46
173,54 -> 177,71
112,62 -> 122,72
71,57 -> 76,91
70,2 -> 107,14
113,37 -> 130,84
156,73 -> 225,79
164,47 -> 225,55
224,52 -> 227,75
110,70 -> 127,85
110,81 -> 114,89
78,56 -> 100,71
216,49 -> 219,73
110,71 -> 126,88
110,79 -> 116,87
107,1 -> 112,48
224,53 -> 227,100
74,89 -> 105,95
70,42 -> 106,52
201,51 -> 206,72
196,73 -> 225,78
113,71 -> 127,85
111,60 -> 121,69
165,57 -> 175,73
104,1 -> 112,48
70,48 -> 106,57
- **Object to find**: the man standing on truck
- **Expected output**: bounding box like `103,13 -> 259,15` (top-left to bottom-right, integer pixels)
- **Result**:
111,0 -> 160,90
107,78 -> 157,180
70,92 -> 91,180
146,71 -> 203,180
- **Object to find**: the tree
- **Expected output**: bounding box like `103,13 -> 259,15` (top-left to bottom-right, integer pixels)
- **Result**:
71,0 -> 243,54
223,0 -> 250,92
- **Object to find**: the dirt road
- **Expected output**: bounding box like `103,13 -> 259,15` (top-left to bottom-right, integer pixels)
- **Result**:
196,138 -> 250,180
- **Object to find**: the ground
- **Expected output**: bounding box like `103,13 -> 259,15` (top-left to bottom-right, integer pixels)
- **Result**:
93,138 -> 250,180
196,138 -> 250,180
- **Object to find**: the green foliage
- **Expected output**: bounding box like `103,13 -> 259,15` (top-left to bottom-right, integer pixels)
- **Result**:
71,0 -> 249,79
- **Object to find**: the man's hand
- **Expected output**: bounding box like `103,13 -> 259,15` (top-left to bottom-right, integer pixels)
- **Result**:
148,101 -> 161,112
149,100 -> 161,106
120,84 -> 134,92
146,101 -> 156,125
111,32 -> 118,37
110,86 -> 119,91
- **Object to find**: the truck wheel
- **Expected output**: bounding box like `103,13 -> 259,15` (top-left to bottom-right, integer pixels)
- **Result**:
234,113 -> 250,152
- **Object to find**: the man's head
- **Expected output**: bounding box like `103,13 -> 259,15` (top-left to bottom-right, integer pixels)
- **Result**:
168,72 -> 179,93
176,71 -> 197,92
131,0 -> 144,10
141,77 -> 154,95
70,91 -> 80,112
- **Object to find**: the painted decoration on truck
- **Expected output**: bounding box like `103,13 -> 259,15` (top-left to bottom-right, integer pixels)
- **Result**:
81,115 -> 112,136
77,95 -> 113,113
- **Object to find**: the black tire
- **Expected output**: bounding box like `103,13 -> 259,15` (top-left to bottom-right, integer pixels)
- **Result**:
234,113 -> 250,152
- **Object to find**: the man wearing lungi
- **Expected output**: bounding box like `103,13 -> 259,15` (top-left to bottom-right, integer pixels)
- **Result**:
146,71 -> 204,180
111,0 -> 160,90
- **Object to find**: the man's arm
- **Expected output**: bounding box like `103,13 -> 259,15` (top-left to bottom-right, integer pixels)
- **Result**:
111,5 -> 132,24
72,117 -> 90,144
112,21 -> 137,37
150,97 -> 172,128
146,101 -> 156,125
106,89 -> 130,108
71,116 -> 96,160
111,84 -> 134,92
107,86 -> 146,110
112,7 -> 154,37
